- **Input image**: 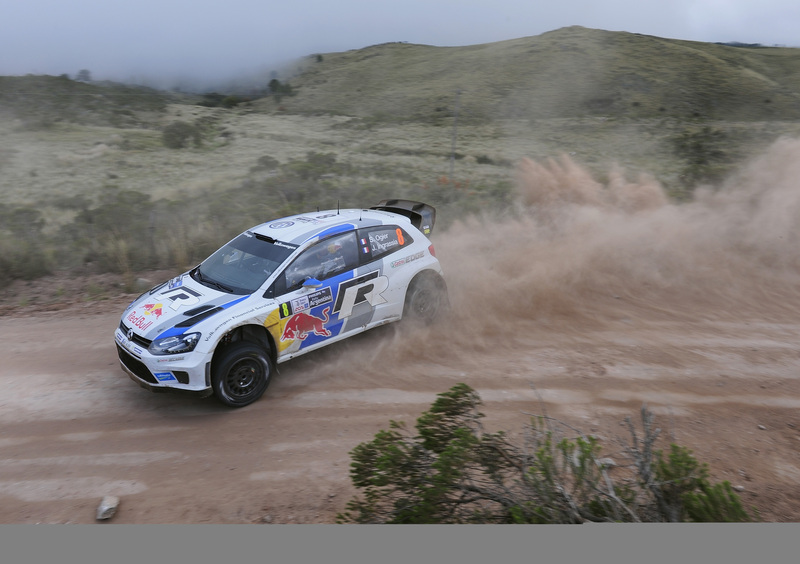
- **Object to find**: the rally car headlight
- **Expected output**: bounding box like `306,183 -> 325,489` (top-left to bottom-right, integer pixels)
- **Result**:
148,332 -> 201,355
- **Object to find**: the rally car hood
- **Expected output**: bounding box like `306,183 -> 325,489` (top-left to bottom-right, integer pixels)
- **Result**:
122,273 -> 248,341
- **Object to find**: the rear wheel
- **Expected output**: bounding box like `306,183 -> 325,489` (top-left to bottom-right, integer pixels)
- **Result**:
211,342 -> 273,408
403,274 -> 446,324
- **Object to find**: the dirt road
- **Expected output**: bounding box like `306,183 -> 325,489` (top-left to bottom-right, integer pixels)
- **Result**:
1,292 -> 800,523
3,142 -> 800,523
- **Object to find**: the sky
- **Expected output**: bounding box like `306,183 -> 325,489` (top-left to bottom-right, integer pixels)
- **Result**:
1,0 -> 798,87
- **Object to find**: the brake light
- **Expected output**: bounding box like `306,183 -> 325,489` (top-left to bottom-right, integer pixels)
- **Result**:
428,244 -> 436,257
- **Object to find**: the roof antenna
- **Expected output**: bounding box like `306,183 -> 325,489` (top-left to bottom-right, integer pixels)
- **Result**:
337,200 -> 340,215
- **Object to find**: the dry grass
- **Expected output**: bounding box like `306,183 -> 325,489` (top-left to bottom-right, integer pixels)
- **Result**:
2,26 -> 800,287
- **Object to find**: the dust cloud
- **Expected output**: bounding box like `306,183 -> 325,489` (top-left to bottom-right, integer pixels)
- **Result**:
308,137 -> 800,383
398,138 -> 800,360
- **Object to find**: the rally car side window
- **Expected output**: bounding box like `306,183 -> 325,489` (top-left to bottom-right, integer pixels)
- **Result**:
357,225 -> 413,264
267,231 -> 359,297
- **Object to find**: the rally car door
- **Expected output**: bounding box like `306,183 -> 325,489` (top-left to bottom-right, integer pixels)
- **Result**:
266,231 -> 365,359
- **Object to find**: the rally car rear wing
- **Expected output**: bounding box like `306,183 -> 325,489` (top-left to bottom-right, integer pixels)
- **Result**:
370,199 -> 436,236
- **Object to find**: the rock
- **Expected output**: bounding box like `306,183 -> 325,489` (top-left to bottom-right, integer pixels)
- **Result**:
758,425 -> 767,430
96,496 -> 120,521
597,457 -> 617,468
733,485 -> 745,492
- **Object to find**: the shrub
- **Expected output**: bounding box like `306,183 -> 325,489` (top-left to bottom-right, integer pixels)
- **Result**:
670,126 -> 733,190
162,121 -> 201,149
338,384 -> 752,523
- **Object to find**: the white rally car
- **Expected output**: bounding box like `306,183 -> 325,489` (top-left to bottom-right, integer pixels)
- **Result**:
114,200 -> 447,407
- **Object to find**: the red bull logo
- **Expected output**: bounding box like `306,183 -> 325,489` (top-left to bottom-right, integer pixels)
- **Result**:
143,303 -> 163,318
281,307 -> 331,341
126,310 -> 154,332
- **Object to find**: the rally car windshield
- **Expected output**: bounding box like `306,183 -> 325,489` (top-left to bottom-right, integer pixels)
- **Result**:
193,233 -> 297,295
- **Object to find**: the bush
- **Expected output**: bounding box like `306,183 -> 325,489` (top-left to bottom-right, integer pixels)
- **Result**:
162,121 -> 202,149
0,205 -> 52,285
670,126 -> 733,190
338,384 -> 752,523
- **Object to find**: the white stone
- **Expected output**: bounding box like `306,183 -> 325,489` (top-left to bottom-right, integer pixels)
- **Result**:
96,496 -> 120,521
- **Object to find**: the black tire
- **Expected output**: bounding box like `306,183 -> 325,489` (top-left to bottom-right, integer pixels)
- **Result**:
403,274 -> 446,324
211,341 -> 273,408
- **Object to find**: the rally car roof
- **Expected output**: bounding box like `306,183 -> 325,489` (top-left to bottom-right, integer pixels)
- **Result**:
250,208 -> 408,246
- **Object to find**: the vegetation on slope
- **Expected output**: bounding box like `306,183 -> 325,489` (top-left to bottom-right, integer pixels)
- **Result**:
1,26 -> 800,293
338,384 -> 753,523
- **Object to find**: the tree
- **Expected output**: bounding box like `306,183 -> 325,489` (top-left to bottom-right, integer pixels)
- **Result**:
338,384 -> 752,523
76,69 -> 92,82
268,79 -> 294,103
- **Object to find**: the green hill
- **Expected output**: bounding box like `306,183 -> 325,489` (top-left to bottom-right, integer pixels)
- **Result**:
0,75 -> 189,128
268,26 -> 800,123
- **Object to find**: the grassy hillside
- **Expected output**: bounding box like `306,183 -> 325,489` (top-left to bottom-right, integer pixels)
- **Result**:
0,75 -> 190,128
2,26 -> 800,296
269,26 -> 800,123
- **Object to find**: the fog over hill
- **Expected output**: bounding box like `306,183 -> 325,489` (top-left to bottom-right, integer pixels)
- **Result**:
271,26 -> 800,123
2,26 -> 800,291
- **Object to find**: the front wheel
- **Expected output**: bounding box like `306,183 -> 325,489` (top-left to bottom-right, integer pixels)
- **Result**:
211,342 -> 273,408
403,274 -> 447,325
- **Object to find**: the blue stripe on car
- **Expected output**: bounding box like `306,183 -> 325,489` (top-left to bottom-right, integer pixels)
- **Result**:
302,223 -> 356,244
155,295 -> 251,340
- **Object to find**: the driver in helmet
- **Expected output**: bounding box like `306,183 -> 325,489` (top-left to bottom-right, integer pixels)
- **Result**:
317,241 -> 344,277
286,241 -> 345,289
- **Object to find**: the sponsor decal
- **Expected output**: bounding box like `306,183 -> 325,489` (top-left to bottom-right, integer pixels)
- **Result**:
308,287 -> 334,308
269,221 -> 295,229
156,356 -> 185,363
154,372 -> 178,383
143,302 -> 164,318
333,271 -> 389,318
295,216 -> 321,224
280,287 -> 334,319
168,276 -> 184,289
161,287 -> 202,311
127,310 -> 154,332
391,251 -> 425,268
273,241 -> 298,251
281,307 -> 332,341
203,302 -> 273,342
316,213 -> 338,219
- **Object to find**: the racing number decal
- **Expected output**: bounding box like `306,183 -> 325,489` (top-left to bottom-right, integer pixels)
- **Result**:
396,228 -> 405,246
